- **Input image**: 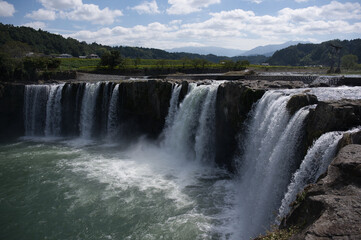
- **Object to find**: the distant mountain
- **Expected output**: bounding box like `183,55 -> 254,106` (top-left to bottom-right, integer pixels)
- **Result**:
166,46 -> 246,57
242,41 -> 309,57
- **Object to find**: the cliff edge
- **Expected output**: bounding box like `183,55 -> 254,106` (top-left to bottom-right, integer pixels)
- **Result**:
281,144 -> 361,239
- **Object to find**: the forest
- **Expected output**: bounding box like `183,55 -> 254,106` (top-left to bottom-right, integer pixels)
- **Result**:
0,23 -> 265,63
268,39 -> 361,67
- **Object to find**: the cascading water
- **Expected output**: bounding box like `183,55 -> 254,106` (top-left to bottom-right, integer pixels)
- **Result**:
164,83 -> 182,129
24,85 -> 49,136
15,82 -> 361,240
107,84 -> 120,138
233,90 -> 310,239
162,82 -> 219,163
79,82 -> 102,138
277,127 -> 361,220
44,84 -> 64,137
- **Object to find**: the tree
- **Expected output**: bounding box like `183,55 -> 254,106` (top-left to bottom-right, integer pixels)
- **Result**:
134,57 -> 141,68
181,57 -> 189,68
192,58 -> 203,69
99,50 -> 123,69
341,54 -> 358,70
199,59 -> 209,69
221,60 -> 235,70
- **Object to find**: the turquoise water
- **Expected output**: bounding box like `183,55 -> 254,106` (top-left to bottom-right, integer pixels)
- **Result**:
0,139 -> 235,240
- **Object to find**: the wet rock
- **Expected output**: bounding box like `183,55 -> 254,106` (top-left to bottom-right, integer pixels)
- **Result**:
0,83 -> 25,141
282,144 -> 361,240
307,100 -> 361,146
215,81 -> 265,171
338,130 -> 361,150
118,80 -> 173,139
287,93 -> 318,115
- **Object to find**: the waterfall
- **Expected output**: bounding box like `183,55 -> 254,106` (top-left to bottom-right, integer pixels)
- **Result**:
24,85 -> 49,136
162,83 -> 219,162
234,91 -> 310,239
277,127 -> 361,219
107,84 -> 120,138
194,85 -> 218,163
44,84 -> 64,137
79,82 -> 102,139
164,84 -> 182,129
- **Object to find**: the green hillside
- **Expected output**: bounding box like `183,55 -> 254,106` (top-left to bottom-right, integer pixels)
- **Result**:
0,23 -> 270,64
268,39 -> 361,67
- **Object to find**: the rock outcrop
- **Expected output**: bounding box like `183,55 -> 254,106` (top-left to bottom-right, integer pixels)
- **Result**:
118,80 -> 173,139
307,100 -> 361,146
281,144 -> 361,239
286,93 -> 318,115
215,80 -> 307,172
0,83 -> 25,141
215,81 -> 264,171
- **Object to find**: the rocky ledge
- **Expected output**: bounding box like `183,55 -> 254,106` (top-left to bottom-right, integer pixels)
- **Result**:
281,144 -> 361,239
215,80 -> 306,171
307,100 -> 361,146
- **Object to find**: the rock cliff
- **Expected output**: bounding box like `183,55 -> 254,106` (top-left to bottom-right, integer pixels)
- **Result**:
281,144 -> 361,239
118,80 -> 173,139
307,100 -> 361,146
0,83 -> 25,141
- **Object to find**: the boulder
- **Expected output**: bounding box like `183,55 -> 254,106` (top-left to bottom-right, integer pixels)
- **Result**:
282,144 -> 361,239
286,93 -> 318,115
307,100 -> 361,146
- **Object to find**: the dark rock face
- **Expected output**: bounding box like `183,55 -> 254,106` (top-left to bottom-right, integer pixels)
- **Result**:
282,144 -> 361,240
118,80 -> 173,139
215,80 -> 308,172
286,93 -> 318,115
307,100 -> 361,146
215,81 -> 265,171
178,81 -> 188,104
338,130 -> 361,150
61,83 -> 85,136
0,84 -> 25,141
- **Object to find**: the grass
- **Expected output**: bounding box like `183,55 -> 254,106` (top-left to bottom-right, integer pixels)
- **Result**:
254,226 -> 300,240
58,58 -> 361,75
59,58 -> 100,71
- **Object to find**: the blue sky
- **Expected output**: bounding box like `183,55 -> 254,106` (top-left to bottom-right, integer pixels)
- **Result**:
0,0 -> 360,50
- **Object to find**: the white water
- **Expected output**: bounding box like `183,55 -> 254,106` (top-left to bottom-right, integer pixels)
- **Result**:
232,91 -> 310,239
162,83 -> 219,163
45,84 -> 64,136
24,85 -> 49,136
79,82 -> 102,138
278,127 -> 361,220
107,84 -> 120,138
164,83 -> 182,129
21,83 -> 361,239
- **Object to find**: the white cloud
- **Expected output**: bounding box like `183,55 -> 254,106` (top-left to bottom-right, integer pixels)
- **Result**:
251,0 -> 263,4
62,4 -> 123,25
0,1 -> 15,17
66,1 -> 361,50
31,1 -> 123,25
279,1 -> 361,22
167,0 -> 221,15
132,0 -> 160,15
26,8 -> 57,20
295,0 -> 309,3
23,21 -> 46,30
38,0 -> 82,10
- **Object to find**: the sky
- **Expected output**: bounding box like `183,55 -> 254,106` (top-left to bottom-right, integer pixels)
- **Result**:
0,0 -> 360,50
